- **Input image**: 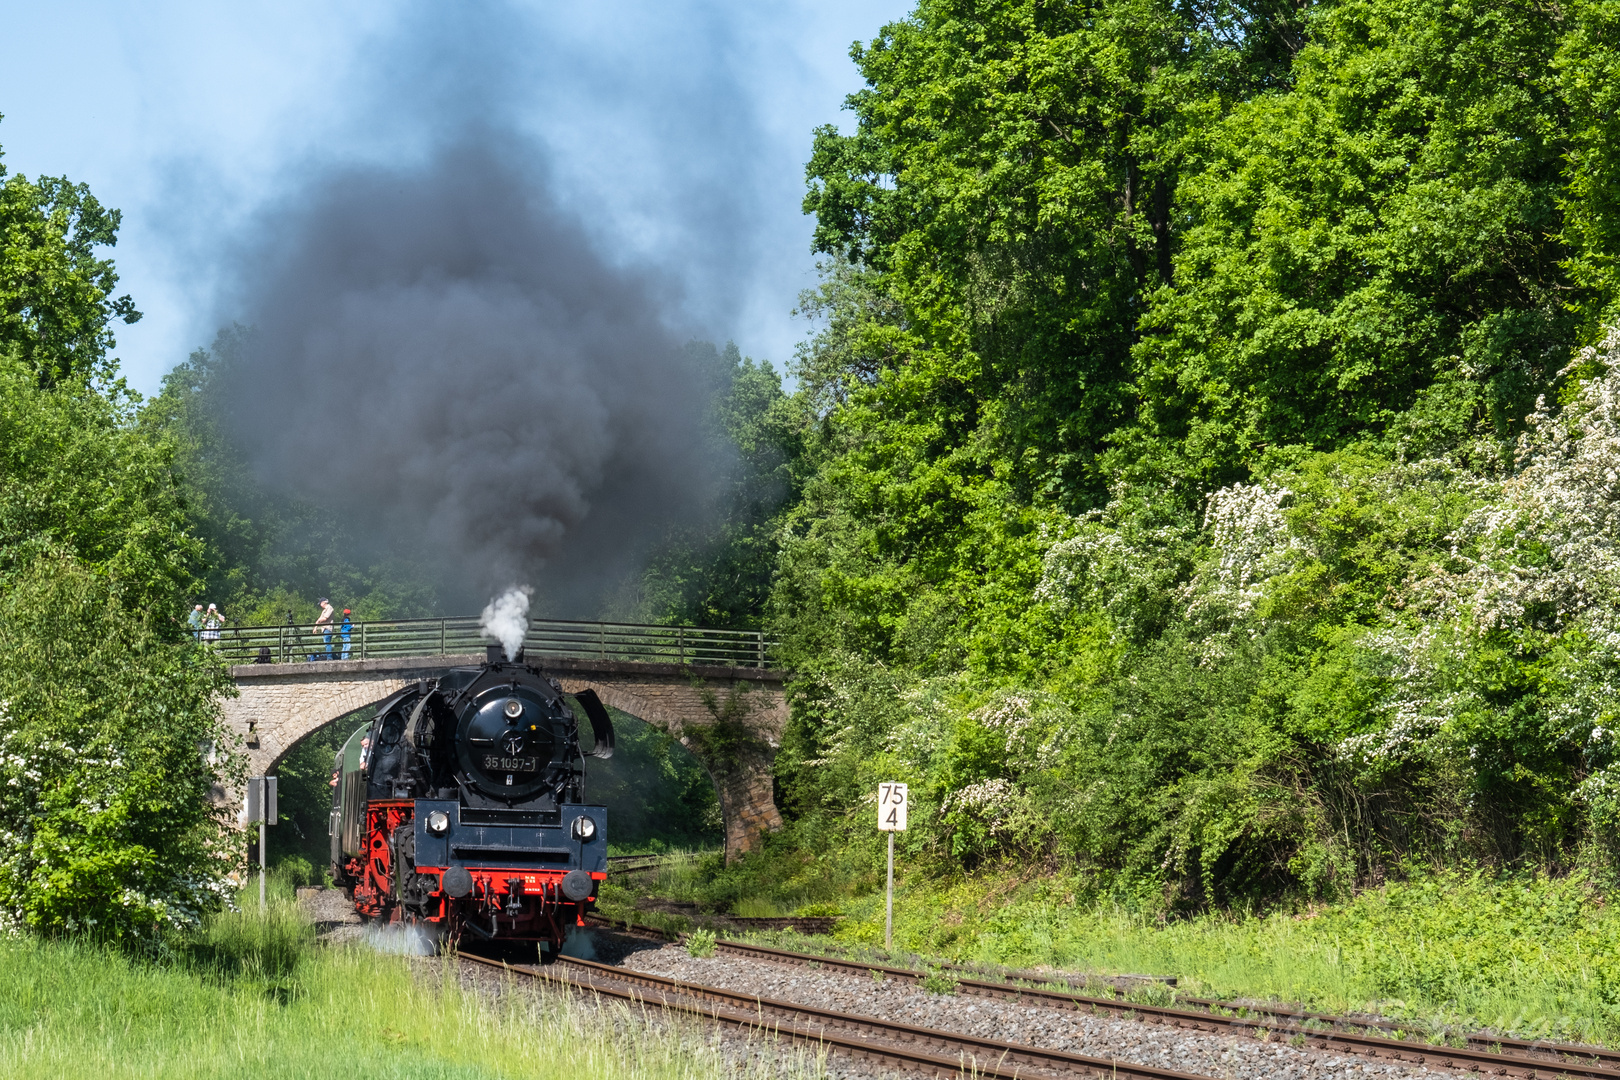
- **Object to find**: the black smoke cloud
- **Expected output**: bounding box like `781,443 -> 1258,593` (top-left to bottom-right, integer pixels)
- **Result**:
224,137 -> 714,615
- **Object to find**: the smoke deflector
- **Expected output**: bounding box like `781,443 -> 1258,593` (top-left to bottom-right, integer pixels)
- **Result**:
572,689 -> 615,759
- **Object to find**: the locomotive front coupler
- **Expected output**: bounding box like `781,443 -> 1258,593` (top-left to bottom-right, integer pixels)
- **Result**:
503,877 -> 523,916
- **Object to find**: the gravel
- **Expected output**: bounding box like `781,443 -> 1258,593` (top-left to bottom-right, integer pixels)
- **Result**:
297,886 -> 364,945
456,945 -> 861,1080
615,936 -> 1449,1080
302,897 -> 1438,1080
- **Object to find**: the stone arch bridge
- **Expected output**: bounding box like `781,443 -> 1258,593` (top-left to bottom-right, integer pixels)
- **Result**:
224,654 -> 787,860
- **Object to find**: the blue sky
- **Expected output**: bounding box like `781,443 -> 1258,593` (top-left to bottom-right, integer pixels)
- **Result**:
0,0 -> 909,396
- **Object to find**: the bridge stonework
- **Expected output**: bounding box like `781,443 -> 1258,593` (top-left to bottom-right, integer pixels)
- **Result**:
224,655 -> 787,861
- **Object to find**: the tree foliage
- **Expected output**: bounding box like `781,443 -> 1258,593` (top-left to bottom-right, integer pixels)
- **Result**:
0,135 -> 238,947
0,129 -> 140,389
1133,0 -> 1581,483
0,558 -> 239,943
771,0 -> 1620,910
0,357 -> 201,620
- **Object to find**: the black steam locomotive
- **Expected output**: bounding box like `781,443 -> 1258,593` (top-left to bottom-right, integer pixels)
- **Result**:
330,646 -> 614,959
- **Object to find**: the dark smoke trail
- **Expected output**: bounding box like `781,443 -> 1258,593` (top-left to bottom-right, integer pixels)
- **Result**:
222,136 -> 715,615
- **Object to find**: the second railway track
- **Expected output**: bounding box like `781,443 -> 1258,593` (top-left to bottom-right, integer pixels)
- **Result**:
459,949 -> 1218,1080
582,914 -> 1620,1080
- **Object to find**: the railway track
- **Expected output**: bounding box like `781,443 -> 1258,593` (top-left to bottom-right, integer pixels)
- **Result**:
604,854 -> 686,876
458,948 -> 1217,1080
582,914 -> 1620,1079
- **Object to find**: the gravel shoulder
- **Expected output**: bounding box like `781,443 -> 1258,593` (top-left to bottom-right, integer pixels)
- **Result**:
297,886 -> 364,945
296,895 -> 1437,1080
616,936 -> 1447,1080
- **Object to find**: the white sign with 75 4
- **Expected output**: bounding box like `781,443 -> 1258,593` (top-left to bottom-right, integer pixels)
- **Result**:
878,782 -> 908,831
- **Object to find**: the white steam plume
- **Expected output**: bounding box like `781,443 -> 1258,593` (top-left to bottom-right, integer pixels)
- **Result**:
480,586 -> 532,660
363,922 -> 437,956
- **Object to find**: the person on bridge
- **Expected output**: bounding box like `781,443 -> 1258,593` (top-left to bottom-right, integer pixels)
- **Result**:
187,604 -> 205,641
340,609 -> 353,660
202,603 -> 225,645
313,598 -> 335,660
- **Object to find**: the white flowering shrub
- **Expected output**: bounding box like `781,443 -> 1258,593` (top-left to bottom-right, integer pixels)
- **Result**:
1034,514 -> 1129,611
930,691 -> 1078,862
1034,502 -> 1196,643
1185,482 -> 1298,625
0,557 -> 241,947
1314,330 -> 1620,849
780,329 -> 1620,898
1441,326 -> 1620,633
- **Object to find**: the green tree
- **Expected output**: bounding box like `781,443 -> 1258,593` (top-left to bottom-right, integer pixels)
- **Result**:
803,0 -> 1298,511
637,342 -> 803,629
0,555 -> 239,945
1558,0 -> 1620,329
0,355 -> 201,621
0,142 -> 240,945
1128,0 -> 1583,484
0,126 -> 141,388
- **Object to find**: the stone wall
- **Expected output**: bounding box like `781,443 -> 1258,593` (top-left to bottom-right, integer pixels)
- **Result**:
225,654 -> 787,860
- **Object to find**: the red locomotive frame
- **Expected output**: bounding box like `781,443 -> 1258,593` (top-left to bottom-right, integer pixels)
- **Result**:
342,800 -> 605,950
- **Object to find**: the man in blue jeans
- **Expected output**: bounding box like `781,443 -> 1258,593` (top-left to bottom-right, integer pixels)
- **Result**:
340,609 -> 353,660
313,598 -> 335,660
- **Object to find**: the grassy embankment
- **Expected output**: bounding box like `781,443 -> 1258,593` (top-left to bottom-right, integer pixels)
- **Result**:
596,846 -> 1620,1046
0,873 -> 822,1079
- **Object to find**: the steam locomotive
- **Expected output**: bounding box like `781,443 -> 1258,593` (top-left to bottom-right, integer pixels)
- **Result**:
329,645 -> 614,959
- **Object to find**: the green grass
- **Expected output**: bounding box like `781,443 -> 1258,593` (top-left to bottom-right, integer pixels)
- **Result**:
600,834 -> 1620,1047
828,869 -> 1620,1045
0,880 -> 826,1078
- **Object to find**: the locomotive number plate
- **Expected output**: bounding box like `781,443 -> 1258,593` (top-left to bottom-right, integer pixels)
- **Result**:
481,755 -> 539,773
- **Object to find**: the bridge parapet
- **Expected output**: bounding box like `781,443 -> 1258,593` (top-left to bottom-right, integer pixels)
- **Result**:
210,616 -> 777,669
225,653 -> 787,861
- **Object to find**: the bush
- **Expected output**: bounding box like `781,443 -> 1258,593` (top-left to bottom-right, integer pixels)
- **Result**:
0,557 -> 240,946
685,928 -> 717,958
272,856 -> 315,889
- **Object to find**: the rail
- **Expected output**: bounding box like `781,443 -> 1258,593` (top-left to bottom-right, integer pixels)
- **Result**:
204,615 -> 778,669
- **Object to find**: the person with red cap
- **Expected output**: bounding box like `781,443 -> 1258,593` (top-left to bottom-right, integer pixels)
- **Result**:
340,608 -> 353,659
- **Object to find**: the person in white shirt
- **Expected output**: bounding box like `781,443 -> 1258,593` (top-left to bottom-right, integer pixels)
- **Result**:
313,598 -> 335,660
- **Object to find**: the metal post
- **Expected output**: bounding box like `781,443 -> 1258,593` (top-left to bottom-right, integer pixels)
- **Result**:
757,630 -> 765,668
885,830 -> 895,952
278,625 -> 285,664
440,619 -> 446,655
360,621 -> 367,660
678,626 -> 685,665
260,817 -> 267,909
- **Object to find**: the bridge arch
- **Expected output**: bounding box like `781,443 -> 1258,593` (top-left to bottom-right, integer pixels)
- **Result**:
223,655 -> 786,860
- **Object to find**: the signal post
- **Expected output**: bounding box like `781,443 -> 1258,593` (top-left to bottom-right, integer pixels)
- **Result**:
245,775 -> 277,907
877,782 -> 908,951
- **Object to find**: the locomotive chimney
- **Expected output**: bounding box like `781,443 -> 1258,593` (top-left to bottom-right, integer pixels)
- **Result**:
486,644 -> 504,664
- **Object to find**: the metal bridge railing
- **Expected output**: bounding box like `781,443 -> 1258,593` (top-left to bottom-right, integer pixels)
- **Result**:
207,616 -> 778,669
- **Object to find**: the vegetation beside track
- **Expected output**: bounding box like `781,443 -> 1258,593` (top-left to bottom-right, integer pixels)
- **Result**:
603,840 -> 1620,1047
0,873 -> 821,1080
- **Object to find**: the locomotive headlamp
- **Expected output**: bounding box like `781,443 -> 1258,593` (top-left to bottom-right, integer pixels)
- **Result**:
503,698 -> 524,719
427,810 -> 451,835
571,815 -> 597,841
